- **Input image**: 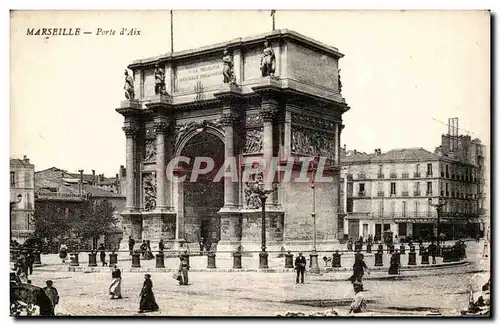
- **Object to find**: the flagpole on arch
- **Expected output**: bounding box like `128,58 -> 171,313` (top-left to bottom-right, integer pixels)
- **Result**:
270,10 -> 276,31
170,10 -> 174,53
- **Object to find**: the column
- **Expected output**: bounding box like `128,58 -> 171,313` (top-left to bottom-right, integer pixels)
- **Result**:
335,123 -> 340,165
122,125 -> 137,209
220,112 -> 237,207
260,105 -> 277,191
154,119 -> 169,210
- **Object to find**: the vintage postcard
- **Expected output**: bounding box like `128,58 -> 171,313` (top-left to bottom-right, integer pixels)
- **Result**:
9,10 -> 490,317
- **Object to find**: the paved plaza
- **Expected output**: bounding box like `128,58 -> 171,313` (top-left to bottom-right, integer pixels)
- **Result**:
19,240 -> 489,316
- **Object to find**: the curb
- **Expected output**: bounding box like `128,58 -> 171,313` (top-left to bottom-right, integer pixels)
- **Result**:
67,260 -> 468,273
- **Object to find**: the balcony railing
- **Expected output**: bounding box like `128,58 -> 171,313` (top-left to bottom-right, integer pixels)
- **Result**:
358,192 -> 366,197
413,172 -> 421,178
346,212 -> 439,219
357,173 -> 366,180
390,173 -> 397,178
426,191 -> 433,196
377,173 -> 385,179
413,191 -> 421,196
427,172 -> 433,177
402,173 -> 409,179
377,191 -> 384,197
402,191 -> 409,197
35,191 -> 87,201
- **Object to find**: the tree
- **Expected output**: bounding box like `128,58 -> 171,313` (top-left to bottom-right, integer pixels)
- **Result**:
33,201 -> 72,244
72,198 -> 117,246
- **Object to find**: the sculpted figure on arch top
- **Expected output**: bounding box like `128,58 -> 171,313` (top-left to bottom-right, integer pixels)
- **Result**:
260,40 -> 276,77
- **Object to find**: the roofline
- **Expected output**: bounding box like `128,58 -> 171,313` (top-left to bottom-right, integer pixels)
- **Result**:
129,29 -> 344,69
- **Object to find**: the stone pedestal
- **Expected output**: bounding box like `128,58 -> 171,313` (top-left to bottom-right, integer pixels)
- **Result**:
33,251 -> 41,265
88,253 -> 97,267
284,252 -> 294,268
131,252 -> 141,267
408,252 -> 417,265
233,252 -> 242,269
109,252 -> 118,265
332,252 -> 341,267
69,253 -> 79,266
207,252 -> 217,269
421,250 -> 430,264
156,253 -> 165,268
309,252 -> 320,274
259,251 -> 269,269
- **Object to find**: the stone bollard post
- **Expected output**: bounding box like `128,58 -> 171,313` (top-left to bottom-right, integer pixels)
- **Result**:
109,251 -> 118,265
88,252 -> 97,267
332,251 -> 342,267
259,251 -> 269,269
207,252 -> 217,269
69,252 -> 79,266
366,244 -> 372,254
284,251 -> 293,268
421,249 -> 430,264
400,244 -> 405,254
33,250 -> 42,265
309,252 -> 320,274
408,251 -> 417,265
442,247 -> 451,262
233,251 -> 242,269
131,251 -> 141,268
374,251 -> 383,266
156,252 -> 165,268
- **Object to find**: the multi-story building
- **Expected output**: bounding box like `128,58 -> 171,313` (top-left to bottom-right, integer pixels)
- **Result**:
10,156 -> 35,243
340,127 -> 484,242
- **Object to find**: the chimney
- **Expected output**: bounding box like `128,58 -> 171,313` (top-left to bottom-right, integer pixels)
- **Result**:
353,150 -> 357,155
78,169 -> 84,195
23,155 -> 30,163
343,144 -> 346,151
92,170 -> 96,185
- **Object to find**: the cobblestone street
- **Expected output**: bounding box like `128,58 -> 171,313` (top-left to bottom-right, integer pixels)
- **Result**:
20,240 -> 489,316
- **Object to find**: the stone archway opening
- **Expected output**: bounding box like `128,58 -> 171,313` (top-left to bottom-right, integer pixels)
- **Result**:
179,131 -> 225,246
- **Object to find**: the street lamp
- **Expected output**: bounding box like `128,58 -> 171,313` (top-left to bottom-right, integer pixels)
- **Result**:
246,175 -> 277,269
428,197 -> 447,244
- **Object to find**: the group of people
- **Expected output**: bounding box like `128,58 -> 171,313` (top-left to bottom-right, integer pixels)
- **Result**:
12,246 -> 36,283
127,236 -> 155,260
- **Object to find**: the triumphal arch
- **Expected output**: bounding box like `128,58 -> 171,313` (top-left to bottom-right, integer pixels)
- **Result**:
117,30 -> 349,253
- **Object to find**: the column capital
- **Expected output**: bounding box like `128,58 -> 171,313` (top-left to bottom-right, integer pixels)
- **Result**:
122,125 -> 139,137
153,121 -> 170,134
220,112 -> 238,127
259,106 -> 277,121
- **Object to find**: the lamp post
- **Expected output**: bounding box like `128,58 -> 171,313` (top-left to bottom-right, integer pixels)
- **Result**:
428,197 -> 447,244
247,175 -> 277,269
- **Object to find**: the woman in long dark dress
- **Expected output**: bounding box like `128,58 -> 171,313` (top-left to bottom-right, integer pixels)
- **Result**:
349,252 -> 369,283
388,251 -> 400,275
139,274 -> 159,313
144,240 -> 154,260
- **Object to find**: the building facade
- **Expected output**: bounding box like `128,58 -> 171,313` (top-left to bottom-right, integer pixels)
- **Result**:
341,132 -> 485,242
117,30 -> 349,252
10,156 -> 35,243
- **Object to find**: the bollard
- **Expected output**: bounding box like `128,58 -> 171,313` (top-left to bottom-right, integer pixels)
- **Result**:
233,251 -> 242,269
332,251 -> 342,267
400,244 -> 405,255
408,251 -> 417,265
366,244 -> 372,254
310,252 -> 320,274
69,252 -> 79,266
409,245 -> 416,253
33,250 -> 41,265
131,252 -> 141,268
421,249 -> 429,264
259,251 -> 269,269
109,251 -> 118,265
88,252 -> 97,267
284,251 -> 293,269
156,252 -> 165,268
207,252 -> 216,269
180,252 -> 190,265
374,251 -> 383,266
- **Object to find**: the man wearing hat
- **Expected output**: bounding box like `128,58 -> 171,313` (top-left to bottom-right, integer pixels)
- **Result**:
294,252 -> 307,284
349,281 -> 367,314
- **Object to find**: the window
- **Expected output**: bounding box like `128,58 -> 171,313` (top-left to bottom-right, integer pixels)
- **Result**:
445,165 -> 449,178
427,163 -> 433,176
10,172 -> 15,186
378,165 -> 383,175
416,164 -> 420,173
359,183 -> 365,196
390,201 -> 396,217
414,201 -> 419,216
414,182 -> 420,196
426,181 -> 432,195
390,182 -> 396,195
402,201 -> 407,217
446,183 -> 449,196
427,200 -> 432,217
379,201 -> 384,215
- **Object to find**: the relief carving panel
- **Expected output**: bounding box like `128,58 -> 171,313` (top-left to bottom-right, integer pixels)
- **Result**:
143,172 -> 157,211
291,126 -> 336,159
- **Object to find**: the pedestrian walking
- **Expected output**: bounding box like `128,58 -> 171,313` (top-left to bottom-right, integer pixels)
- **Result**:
59,243 -> 68,263
178,257 -> 190,285
388,251 -> 400,275
43,280 -> 59,314
294,252 -> 307,284
99,243 -> 107,267
109,265 -> 122,299
26,251 -> 34,275
349,251 -> 369,283
349,281 -> 367,314
139,274 -> 159,313
128,236 -> 135,256
428,241 -> 438,264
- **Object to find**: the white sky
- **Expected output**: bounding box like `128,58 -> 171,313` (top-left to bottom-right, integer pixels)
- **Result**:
10,10 -> 490,176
